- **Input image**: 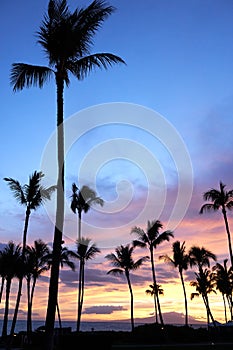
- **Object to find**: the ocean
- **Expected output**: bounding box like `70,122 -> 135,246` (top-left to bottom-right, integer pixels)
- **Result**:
0,320 -> 206,335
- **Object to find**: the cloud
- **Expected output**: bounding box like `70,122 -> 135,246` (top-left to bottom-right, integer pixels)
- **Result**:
83,305 -> 127,315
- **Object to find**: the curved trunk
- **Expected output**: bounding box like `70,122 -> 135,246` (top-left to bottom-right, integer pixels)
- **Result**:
222,294 -> 227,323
45,75 -> 65,350
78,210 -> 82,241
150,247 -> 164,326
222,207 -> 233,267
179,269 -> 188,327
125,270 -> 134,333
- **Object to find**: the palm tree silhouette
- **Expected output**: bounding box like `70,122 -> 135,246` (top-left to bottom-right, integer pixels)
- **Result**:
200,181 -> 233,266
10,0 -> 125,346
0,242 -> 22,338
3,171 -> 55,338
190,268 -> 216,328
70,183 -> 104,240
24,239 -> 51,335
212,259 -> 233,322
145,283 -> 164,323
105,243 -> 149,333
74,237 -> 101,332
159,240 -> 190,327
131,219 -> 174,326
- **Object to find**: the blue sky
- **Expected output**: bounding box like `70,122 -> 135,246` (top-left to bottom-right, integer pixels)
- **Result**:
1,0 -> 233,323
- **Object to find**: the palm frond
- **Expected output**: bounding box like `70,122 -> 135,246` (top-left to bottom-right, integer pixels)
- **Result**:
3,177 -> 26,205
69,53 -> 125,80
10,63 -> 53,91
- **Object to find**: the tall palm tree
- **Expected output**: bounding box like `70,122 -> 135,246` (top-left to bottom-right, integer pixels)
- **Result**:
159,241 -> 190,327
190,269 -> 217,328
70,183 -> 104,240
0,242 -> 22,338
131,219 -> 174,326
24,239 -> 51,335
10,1 -> 125,345
3,171 -> 56,338
199,181 -> 233,266
73,237 -> 101,332
105,243 -> 149,333
212,259 -> 233,322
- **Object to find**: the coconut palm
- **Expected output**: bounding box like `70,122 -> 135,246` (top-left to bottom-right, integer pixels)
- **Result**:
199,181 -> 233,266
105,243 -> 149,333
3,171 -> 56,338
131,219 -> 174,326
212,259 -> 233,322
189,246 -> 217,273
73,237 -> 101,332
70,183 -> 104,240
159,241 -> 190,327
24,239 -> 51,335
0,242 -> 22,338
190,268 -> 216,328
10,1 -> 125,344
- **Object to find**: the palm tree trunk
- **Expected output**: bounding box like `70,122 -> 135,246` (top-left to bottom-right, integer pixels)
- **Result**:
56,302 -> 62,329
222,208 -> 233,267
0,277 -> 5,303
125,271 -> 134,333
222,294 -> 227,323
150,248 -> 164,326
10,208 -> 30,340
78,211 -> 82,241
2,279 -> 11,338
76,261 -> 83,332
179,270 -> 188,327
45,75 -> 65,350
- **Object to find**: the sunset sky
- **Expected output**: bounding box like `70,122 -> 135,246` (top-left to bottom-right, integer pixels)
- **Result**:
1,0 -> 233,326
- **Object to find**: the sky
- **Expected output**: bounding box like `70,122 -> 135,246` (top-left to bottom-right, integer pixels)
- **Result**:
1,0 -> 233,326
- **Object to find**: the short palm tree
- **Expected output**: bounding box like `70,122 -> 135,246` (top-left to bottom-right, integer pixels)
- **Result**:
189,246 -> 217,273
3,171 -> 56,337
131,219 -> 174,326
74,237 -> 101,332
145,283 -> 164,323
10,1 -> 125,347
0,242 -> 22,338
45,243 -> 77,328
70,183 -> 104,240
199,181 -> 233,266
105,243 -> 149,333
24,239 -> 51,335
190,268 -> 216,328
159,240 -> 190,327
212,259 -> 233,322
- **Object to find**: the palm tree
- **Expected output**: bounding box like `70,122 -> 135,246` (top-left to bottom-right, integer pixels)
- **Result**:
199,181 -> 233,266
46,243 -> 77,328
212,259 -> 233,322
0,242 -> 22,338
190,269 -> 217,328
3,171 -> 56,338
145,283 -> 164,323
70,183 -> 104,240
73,237 -> 101,332
105,243 -> 149,333
24,239 -> 51,335
131,219 -> 174,326
159,241 -> 190,327
189,246 -> 217,273
10,1 -> 125,345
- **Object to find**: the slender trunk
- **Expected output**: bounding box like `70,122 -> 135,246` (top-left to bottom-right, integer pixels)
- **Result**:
0,277 -> 5,303
222,207 -> 233,267
45,75 -> 65,350
76,260 -> 83,332
78,211 -> 81,241
150,247 -> 164,326
125,270 -> 134,333
2,278 -> 11,338
28,276 -> 37,334
179,269 -> 188,327
222,294 -> 227,323
10,207 -> 31,341
56,302 -> 62,329
27,277 -> 31,335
